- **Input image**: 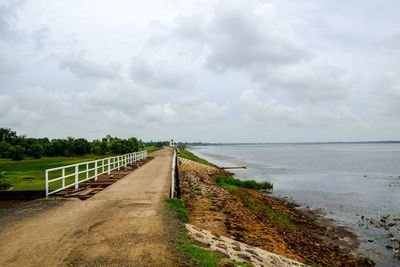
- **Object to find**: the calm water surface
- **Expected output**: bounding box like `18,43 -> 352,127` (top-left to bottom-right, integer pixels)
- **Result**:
188,144 -> 400,266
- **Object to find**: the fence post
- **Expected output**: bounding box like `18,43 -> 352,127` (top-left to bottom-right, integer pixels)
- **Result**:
108,158 -> 111,175
95,160 -> 98,181
62,168 -> 65,188
45,170 -> 49,198
118,156 -> 120,170
75,165 -> 79,189
171,151 -> 176,198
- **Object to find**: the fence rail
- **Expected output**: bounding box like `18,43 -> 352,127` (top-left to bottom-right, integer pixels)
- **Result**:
45,151 -> 147,197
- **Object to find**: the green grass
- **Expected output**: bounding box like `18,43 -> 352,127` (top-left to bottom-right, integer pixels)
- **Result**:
177,146 -> 217,168
142,146 -> 156,151
264,207 -> 297,229
174,232 -> 253,267
165,198 -> 190,223
176,233 -> 225,267
0,154 -> 101,190
214,176 -> 273,191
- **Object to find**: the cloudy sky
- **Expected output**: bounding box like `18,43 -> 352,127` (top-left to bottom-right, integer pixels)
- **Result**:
1,0 -> 399,142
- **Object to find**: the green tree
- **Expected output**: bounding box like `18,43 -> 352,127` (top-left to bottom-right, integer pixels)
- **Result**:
11,145 -> 25,160
138,139 -> 144,150
0,127 -> 17,143
73,138 -> 91,156
49,139 -> 66,156
91,139 -> 101,154
0,141 -> 11,158
28,143 -> 44,159
110,138 -> 122,154
99,139 -> 108,155
128,137 -> 139,152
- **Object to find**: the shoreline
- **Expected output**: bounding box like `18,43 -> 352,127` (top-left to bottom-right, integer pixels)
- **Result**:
177,151 -> 375,266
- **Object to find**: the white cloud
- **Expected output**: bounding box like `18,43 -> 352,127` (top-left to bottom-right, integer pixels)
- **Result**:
59,51 -> 120,80
239,90 -> 359,127
130,57 -> 195,91
255,59 -> 349,102
176,1 -> 310,71
175,1 -> 349,103
31,25 -> 49,50
374,71 -> 400,116
0,0 -> 399,142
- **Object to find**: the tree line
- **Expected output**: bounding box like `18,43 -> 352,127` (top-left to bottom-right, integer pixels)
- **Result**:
0,127 -> 169,160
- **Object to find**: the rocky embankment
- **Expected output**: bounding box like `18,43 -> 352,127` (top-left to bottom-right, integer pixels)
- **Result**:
178,157 -> 374,266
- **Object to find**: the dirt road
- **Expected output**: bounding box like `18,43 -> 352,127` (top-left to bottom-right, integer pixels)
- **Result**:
0,147 -> 175,267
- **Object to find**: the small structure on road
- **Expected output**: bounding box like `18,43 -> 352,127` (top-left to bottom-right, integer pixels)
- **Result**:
169,139 -> 175,147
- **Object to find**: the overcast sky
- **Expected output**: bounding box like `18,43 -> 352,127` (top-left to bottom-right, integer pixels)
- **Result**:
1,0 -> 399,142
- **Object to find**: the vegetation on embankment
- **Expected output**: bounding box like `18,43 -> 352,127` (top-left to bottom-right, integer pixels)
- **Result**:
214,175 -> 273,191
177,145 -> 217,168
0,171 -> 11,190
165,198 -> 189,223
164,198 -> 252,267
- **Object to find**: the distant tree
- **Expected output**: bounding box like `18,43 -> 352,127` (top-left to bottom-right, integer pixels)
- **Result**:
99,139 -> 108,155
138,139 -> 144,150
49,139 -> 66,156
28,143 -> 44,159
110,138 -> 122,154
0,127 -> 151,158
11,145 -> 25,160
0,128 -> 17,143
128,137 -> 139,152
65,137 -> 75,156
91,139 -> 101,154
12,134 -> 27,146
73,138 -> 91,156
0,141 -> 11,158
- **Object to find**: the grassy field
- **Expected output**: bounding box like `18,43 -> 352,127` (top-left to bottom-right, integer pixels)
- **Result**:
0,148 -> 155,191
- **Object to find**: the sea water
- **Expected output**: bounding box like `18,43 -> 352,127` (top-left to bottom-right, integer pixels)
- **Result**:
188,143 -> 400,266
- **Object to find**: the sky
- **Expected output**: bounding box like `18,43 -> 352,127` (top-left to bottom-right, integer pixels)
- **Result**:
0,0 -> 399,142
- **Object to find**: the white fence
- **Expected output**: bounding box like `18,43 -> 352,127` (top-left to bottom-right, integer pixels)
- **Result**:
45,151 -> 147,197
170,150 -> 177,198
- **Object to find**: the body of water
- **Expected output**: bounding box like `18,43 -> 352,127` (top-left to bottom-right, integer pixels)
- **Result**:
188,143 -> 400,266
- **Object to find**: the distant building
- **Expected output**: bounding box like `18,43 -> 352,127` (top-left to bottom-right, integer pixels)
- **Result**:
169,139 -> 175,147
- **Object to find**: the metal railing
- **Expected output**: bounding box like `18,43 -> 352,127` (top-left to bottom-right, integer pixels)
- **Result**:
45,151 -> 147,197
170,150 -> 177,198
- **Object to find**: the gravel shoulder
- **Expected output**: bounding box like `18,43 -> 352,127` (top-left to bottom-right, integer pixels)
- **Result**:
0,147 -> 175,267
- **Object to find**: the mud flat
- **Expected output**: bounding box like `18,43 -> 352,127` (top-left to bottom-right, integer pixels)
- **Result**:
178,157 -> 374,266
